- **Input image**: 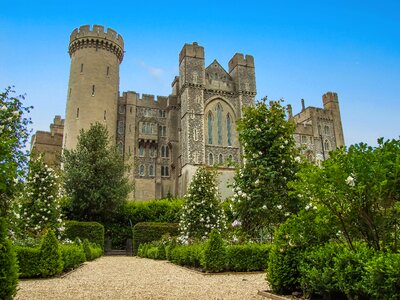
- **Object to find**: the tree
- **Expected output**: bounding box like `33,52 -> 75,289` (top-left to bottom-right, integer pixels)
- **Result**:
63,122 -> 131,223
232,98 -> 301,240
292,138 -> 400,251
179,166 -> 226,243
0,87 -> 32,217
18,155 -> 63,238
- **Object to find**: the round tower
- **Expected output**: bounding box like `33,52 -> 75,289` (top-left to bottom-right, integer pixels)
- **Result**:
63,24 -> 124,150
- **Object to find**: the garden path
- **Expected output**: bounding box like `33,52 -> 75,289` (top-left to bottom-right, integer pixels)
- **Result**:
15,256 -> 267,299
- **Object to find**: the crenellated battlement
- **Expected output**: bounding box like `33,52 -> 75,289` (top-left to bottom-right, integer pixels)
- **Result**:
138,94 -> 168,107
69,24 -> 124,63
228,53 -> 254,72
322,91 -> 339,105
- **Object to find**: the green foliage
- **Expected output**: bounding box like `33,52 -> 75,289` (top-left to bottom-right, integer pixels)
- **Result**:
39,230 -> 63,277
138,241 -> 167,260
0,87 -> 32,217
232,98 -> 301,240
202,229 -> 225,272
0,217 -> 19,299
267,244 -> 302,295
292,138 -> 400,251
132,222 -> 179,255
63,220 -> 104,249
226,244 -> 270,272
15,246 -> 41,278
169,244 -> 204,268
63,122 -> 132,223
81,239 -> 102,261
18,155 -> 63,238
104,198 -> 183,249
179,166 -> 226,243
299,242 -> 373,299
60,243 -> 86,270
362,251 -> 400,300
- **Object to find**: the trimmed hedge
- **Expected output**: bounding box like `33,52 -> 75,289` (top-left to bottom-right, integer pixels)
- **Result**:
132,222 -> 179,255
83,239 -> 103,261
226,244 -> 270,272
104,199 -> 183,249
64,221 -> 104,249
40,230 -> 63,277
0,217 -> 19,300
60,244 -> 86,270
169,244 -> 204,268
202,229 -> 225,272
15,246 -> 41,278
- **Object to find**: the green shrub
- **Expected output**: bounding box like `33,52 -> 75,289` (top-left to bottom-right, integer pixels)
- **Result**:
363,251 -> 400,300
202,229 -> 225,272
39,230 -> 63,277
226,243 -> 270,272
15,246 -> 41,278
0,217 -> 19,300
89,244 -> 103,260
267,244 -> 303,295
132,222 -> 179,255
64,221 -> 104,249
299,242 -> 374,299
169,244 -> 203,267
82,239 -> 103,261
60,243 -> 86,270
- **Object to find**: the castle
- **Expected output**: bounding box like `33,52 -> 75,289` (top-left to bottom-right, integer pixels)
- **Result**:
31,25 -> 345,201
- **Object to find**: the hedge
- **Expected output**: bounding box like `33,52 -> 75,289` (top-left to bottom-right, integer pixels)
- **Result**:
39,230 -> 64,277
104,199 -> 183,249
64,221 -> 104,249
15,246 -> 41,278
132,222 -> 179,255
226,244 -> 270,272
60,243 -> 86,270
82,239 -> 103,261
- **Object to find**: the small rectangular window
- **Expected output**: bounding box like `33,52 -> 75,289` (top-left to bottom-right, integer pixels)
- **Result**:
104,110 -> 106,120
106,66 -> 110,76
80,64 -> 84,73
76,107 -> 79,118
92,85 -> 95,96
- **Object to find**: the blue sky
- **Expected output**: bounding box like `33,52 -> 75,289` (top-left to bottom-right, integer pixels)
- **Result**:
1,0 -> 399,146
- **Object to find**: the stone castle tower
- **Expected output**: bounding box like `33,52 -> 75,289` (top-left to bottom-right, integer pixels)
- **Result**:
31,24 -> 344,201
63,25 -> 124,150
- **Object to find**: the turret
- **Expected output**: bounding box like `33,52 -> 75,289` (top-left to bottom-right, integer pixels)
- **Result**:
228,53 -> 256,108
63,25 -> 124,150
322,92 -> 345,147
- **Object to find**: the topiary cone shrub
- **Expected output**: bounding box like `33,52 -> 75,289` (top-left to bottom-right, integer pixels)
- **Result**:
40,230 -> 63,277
0,217 -> 19,300
202,229 -> 226,272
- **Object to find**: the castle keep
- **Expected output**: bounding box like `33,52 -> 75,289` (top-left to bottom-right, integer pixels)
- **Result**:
31,25 -> 345,200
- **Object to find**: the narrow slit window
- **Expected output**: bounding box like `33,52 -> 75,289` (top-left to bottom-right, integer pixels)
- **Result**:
106,66 -> 110,76
92,85 -> 95,96
80,64 -> 84,73
76,107 -> 79,118
104,110 -> 106,120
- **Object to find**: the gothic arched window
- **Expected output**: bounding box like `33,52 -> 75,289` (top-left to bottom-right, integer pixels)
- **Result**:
139,144 -> 145,157
218,154 -> 223,164
324,140 -> 330,151
149,165 -> 155,177
217,103 -> 222,145
208,111 -> 213,144
227,113 -> 232,146
209,153 -> 214,165
139,165 -> 145,176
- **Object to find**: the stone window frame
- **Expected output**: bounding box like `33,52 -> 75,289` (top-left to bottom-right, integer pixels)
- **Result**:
139,164 -> 145,177
216,103 -> 223,145
149,145 -> 157,158
161,165 -> 169,177
139,144 -> 145,157
218,153 -> 223,165
161,145 -> 169,158
324,125 -> 330,135
119,105 -> 125,114
159,109 -> 166,118
208,153 -> 214,165
207,111 -> 213,144
149,164 -> 155,177
324,139 -> 330,151
160,125 -> 167,137
118,121 -> 124,134
301,135 -> 307,144
227,113 -> 232,146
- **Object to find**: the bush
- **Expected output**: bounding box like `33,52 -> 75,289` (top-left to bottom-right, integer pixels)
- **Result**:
82,239 -> 103,261
64,220 -> 104,249
363,251 -> 400,300
299,242 -> 374,299
0,217 -> 19,300
132,222 -> 179,255
202,229 -> 226,272
40,230 -> 63,277
15,246 -> 41,278
267,244 -> 303,295
169,244 -> 204,268
226,244 -> 270,272
60,243 -> 86,270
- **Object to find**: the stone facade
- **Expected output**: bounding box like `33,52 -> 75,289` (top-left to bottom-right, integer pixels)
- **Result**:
31,115 -> 64,168
32,24 -> 344,201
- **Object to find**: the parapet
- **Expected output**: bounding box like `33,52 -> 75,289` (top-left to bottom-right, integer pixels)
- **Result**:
228,53 -> 254,72
179,42 -> 204,63
322,92 -> 338,105
69,24 -> 124,62
139,94 -> 168,108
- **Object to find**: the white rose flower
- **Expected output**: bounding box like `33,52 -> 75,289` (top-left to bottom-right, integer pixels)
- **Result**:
345,176 -> 355,187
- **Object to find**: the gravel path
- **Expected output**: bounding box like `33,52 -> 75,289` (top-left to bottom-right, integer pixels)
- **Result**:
16,256 -> 269,299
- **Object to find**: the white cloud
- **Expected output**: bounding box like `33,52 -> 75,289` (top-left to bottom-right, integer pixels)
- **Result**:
138,60 -> 164,79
